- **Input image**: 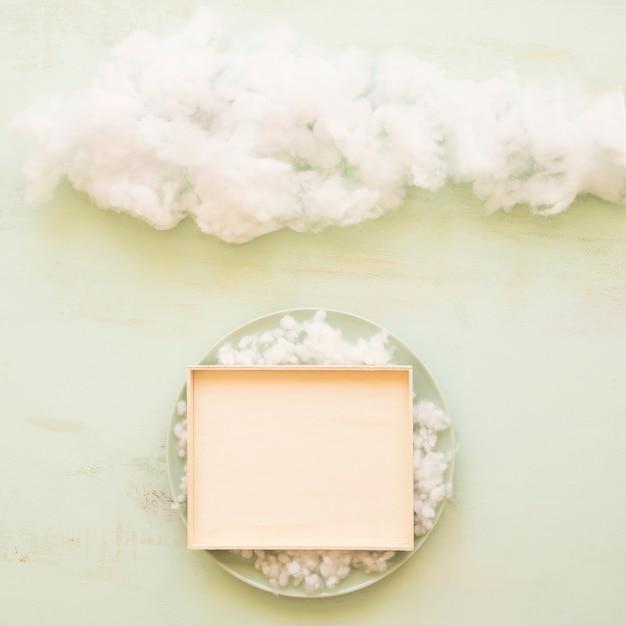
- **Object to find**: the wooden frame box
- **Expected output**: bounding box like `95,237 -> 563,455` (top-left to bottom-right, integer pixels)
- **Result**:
186,366 -> 414,551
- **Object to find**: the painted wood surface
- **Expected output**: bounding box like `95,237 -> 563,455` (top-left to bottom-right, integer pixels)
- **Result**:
1,1 -> 625,624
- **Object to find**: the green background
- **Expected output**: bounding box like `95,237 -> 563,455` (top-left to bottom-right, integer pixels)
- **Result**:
1,1 -> 625,624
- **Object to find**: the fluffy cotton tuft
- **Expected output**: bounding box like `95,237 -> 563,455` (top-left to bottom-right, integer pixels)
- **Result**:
216,310 -> 394,366
171,311 -> 453,592
10,10 -> 625,242
10,9 -> 625,242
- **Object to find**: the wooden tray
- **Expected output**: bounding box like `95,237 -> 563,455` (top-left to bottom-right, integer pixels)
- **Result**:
186,365 -> 414,551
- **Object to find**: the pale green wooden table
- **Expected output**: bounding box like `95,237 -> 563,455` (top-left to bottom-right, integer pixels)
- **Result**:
1,1 -> 625,624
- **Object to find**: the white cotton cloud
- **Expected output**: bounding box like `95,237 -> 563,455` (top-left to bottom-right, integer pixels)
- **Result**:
10,8 -> 626,243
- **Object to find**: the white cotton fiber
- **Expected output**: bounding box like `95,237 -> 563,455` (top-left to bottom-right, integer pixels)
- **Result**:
172,311 -> 453,592
11,9 -> 625,242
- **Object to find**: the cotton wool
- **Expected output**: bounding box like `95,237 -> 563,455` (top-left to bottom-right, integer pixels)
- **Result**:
10,9 -> 625,243
172,311 -> 453,592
